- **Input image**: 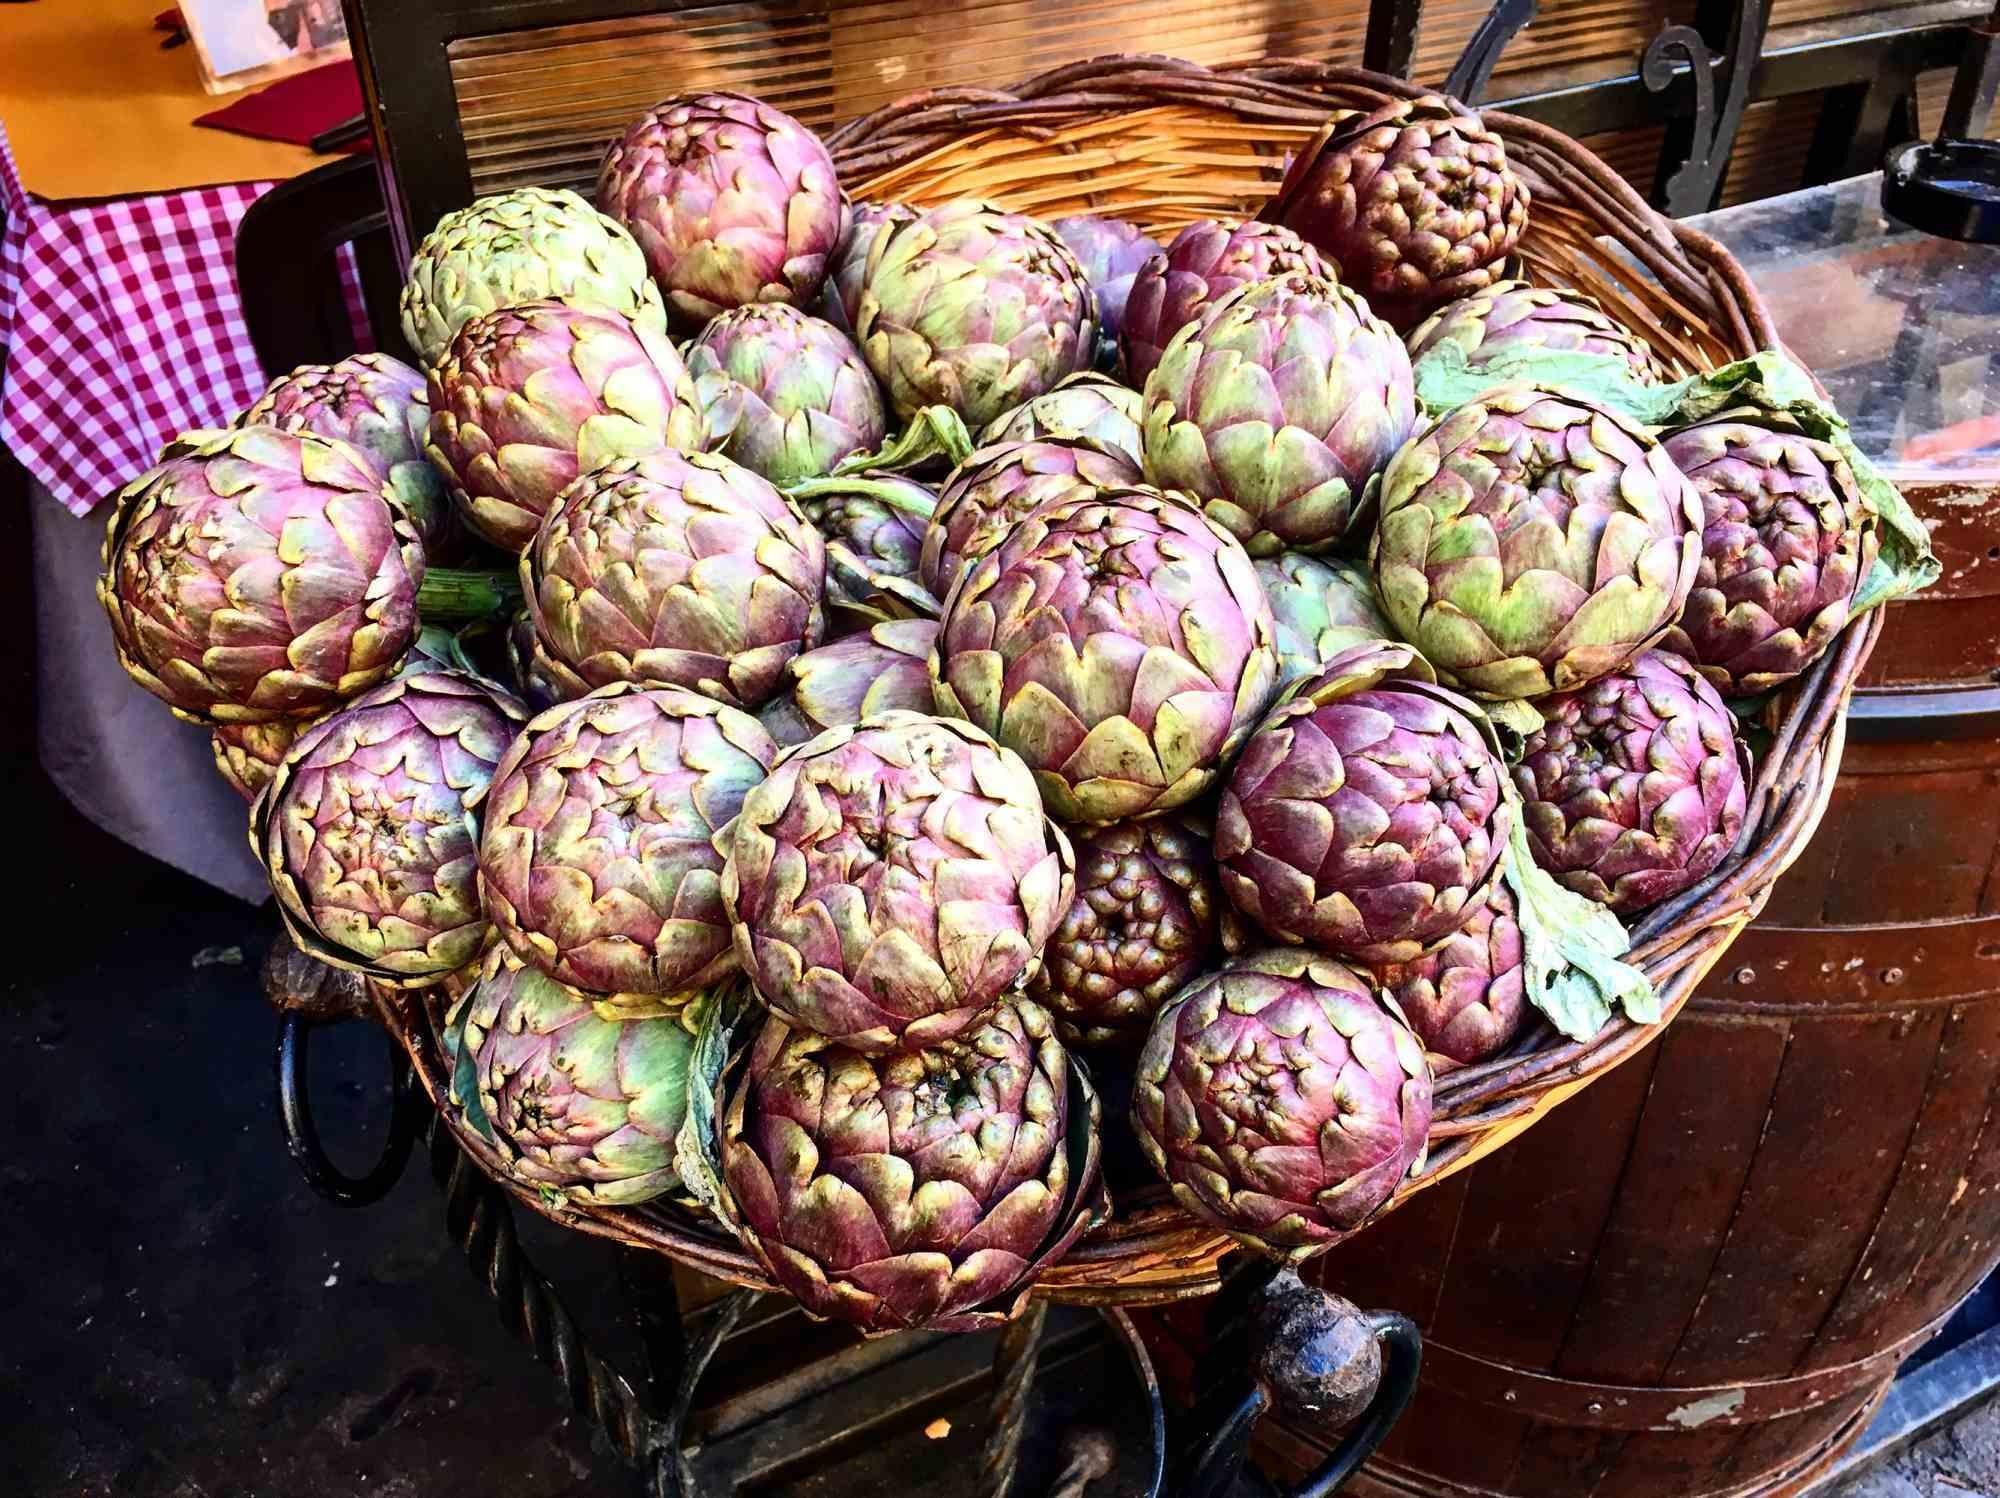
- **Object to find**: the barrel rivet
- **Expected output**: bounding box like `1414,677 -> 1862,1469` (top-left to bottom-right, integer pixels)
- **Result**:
1734,966 -> 1756,985
1881,967 -> 1905,985
1586,1401 -> 1604,1415
1504,1389 -> 1519,1403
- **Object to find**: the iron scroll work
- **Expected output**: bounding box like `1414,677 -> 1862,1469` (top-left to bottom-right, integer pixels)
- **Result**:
1644,0 -> 1774,217
273,998 -> 1420,1498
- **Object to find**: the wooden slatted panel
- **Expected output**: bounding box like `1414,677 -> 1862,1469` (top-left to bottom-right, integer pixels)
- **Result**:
1573,120 -> 1669,195
1918,64 -> 2000,135
1715,92 -> 1825,206
446,0 -> 1372,201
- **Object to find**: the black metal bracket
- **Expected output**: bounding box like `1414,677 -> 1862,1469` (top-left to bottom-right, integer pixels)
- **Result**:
1644,0 -> 1774,216
1443,0 -> 1541,107
274,1012 -> 422,1208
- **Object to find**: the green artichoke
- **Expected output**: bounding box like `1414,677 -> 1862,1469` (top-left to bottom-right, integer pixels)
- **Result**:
931,487 -> 1279,824
1266,94 -> 1529,331
1133,947 -> 1431,1260
1142,273 -> 1416,556
979,372 -> 1144,470
212,719 -> 306,803
243,353 -> 454,557
522,450 -> 826,709
399,186 -> 668,368
1514,649 -> 1748,914
1216,640 -> 1509,965
758,619 -> 940,748
464,947 -> 700,1206
794,473 -> 937,624
1118,218 -> 1330,388
919,437 -> 1141,600
1255,553 -> 1395,687
1660,409 -> 1879,696
478,684 -> 777,1015
1049,214 -> 1163,344
854,200 -> 1095,427
1373,881 -> 1524,1068
1371,385 -> 1703,699
598,92 -> 844,330
821,201 -> 918,334
723,711 -> 1074,1053
719,998 -> 1102,1333
426,300 -> 707,552
688,303 -> 888,486
1030,816 -> 1218,1048
100,426 -> 424,725
1403,279 -> 1670,386
252,670 -> 528,985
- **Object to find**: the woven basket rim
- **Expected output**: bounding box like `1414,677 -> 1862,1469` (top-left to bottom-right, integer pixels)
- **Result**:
379,55 -> 1876,1311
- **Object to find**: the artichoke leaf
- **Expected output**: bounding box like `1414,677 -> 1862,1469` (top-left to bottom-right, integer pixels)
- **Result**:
673,982 -> 756,1226
827,405 -> 974,479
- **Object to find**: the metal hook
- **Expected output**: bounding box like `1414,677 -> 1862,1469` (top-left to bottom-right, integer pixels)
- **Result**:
1442,0 -> 1541,106
274,1012 -> 420,1207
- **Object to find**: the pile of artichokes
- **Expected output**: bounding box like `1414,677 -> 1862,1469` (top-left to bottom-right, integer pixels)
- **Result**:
98,84 -> 1905,1330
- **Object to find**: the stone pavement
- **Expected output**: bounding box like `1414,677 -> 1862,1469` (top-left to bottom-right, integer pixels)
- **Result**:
1833,1398 -> 2000,1498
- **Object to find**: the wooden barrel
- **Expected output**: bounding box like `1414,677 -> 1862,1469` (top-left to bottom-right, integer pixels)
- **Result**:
1244,475 -> 2000,1498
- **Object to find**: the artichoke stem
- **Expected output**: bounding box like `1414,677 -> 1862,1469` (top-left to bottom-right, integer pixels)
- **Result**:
417,567 -> 523,624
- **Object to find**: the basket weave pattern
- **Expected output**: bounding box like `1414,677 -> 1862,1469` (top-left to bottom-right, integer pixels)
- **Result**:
377,56 -> 1880,1307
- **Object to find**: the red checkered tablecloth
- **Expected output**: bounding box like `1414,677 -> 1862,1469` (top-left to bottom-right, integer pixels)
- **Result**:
0,122 -> 366,516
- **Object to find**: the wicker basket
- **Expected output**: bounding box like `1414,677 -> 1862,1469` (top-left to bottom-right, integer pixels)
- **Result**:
375,55 -> 1882,1311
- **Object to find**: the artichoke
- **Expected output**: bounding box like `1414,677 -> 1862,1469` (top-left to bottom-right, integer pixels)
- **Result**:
854,200 -> 1095,427
522,449 -> 826,708
919,437 -> 1141,601
1371,385 -> 1703,699
1514,649 -> 1748,914
720,998 -> 1102,1333
505,611 -> 565,714
1030,817 -> 1218,1048
979,372 -> 1144,470
212,719 -> 306,803
687,303 -> 888,486
821,201 -> 918,334
1266,94 -> 1529,332
1403,280 -> 1670,387
1142,273 -> 1416,556
1118,218 -> 1329,388
1216,640 -> 1509,965
722,711 -> 1074,1053
478,684 -> 778,1013
795,473 -> 936,622
598,92 -> 843,330
1660,409 -> 1880,696
1374,881 -> 1524,1068
758,619 -> 940,748
1255,553 -> 1395,687
100,426 -> 424,725
243,354 -> 454,556
463,948 -> 700,1206
399,186 -> 668,367
1049,214 -> 1163,343
1133,947 -> 1432,1260
426,300 -> 707,552
931,486 -> 1279,824
252,670 -> 528,985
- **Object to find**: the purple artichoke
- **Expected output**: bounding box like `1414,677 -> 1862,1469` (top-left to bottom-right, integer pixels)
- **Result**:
478,684 -> 778,1013
100,426 -> 424,725
1404,280 -> 1670,386
795,473 -> 941,629
425,300 -> 707,552
1374,881 -> 1524,1068
597,92 -> 844,330
919,436 -> 1142,600
251,671 -> 528,985
854,200 -> 1095,427
931,487 -> 1280,825
1050,214 -> 1163,342
1514,649 -> 1748,914
212,719 -> 306,803
1118,219 -> 1329,387
243,353 -> 454,556
1030,817 -> 1219,1047
1216,641 -> 1509,965
522,450 -> 826,709
1142,273 -> 1416,556
979,372 -> 1144,470
1255,553 -> 1395,687
687,303 -> 888,486
1266,95 -> 1529,332
821,201 -> 918,334
720,998 -> 1102,1333
505,611 -> 565,713
722,711 -> 1075,1053
1660,409 -> 1880,696
1133,947 -> 1432,1260
757,619 -> 940,748
1371,385 -> 1703,699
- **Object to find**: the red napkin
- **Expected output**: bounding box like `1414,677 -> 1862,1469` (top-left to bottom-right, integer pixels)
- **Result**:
192,61 -> 369,153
